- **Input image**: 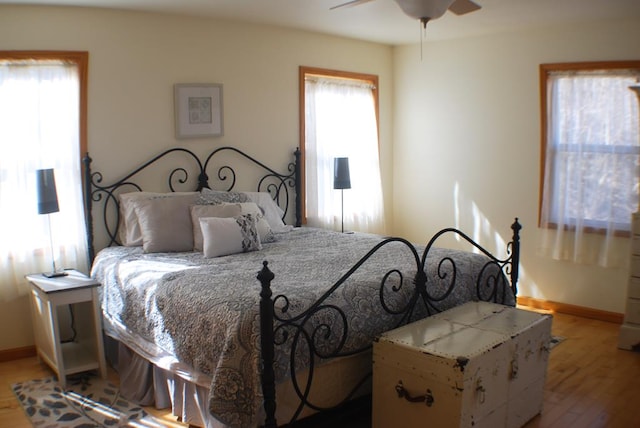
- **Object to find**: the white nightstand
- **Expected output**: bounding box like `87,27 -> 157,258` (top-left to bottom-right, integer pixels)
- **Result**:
26,269 -> 107,388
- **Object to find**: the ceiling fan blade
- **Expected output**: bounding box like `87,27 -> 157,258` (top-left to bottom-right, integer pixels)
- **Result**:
448,0 -> 481,15
330,0 -> 375,10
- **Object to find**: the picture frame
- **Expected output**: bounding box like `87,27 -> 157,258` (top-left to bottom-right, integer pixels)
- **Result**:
174,83 -> 224,138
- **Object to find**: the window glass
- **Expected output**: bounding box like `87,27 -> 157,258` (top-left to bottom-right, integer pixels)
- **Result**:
300,67 -> 386,234
540,64 -> 640,235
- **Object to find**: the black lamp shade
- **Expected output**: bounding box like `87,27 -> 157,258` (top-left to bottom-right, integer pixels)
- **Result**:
36,168 -> 60,214
333,157 -> 351,190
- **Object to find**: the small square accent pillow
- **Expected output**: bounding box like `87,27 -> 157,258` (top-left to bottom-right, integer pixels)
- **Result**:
190,203 -> 243,251
200,214 -> 262,258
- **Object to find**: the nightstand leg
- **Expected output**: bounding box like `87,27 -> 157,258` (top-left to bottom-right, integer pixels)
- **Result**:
91,289 -> 107,380
48,300 -> 66,389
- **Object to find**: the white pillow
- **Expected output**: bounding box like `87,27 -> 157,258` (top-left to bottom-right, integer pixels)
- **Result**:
190,203 -> 242,251
133,194 -> 197,253
244,192 -> 288,232
200,214 -> 262,258
118,191 -> 198,246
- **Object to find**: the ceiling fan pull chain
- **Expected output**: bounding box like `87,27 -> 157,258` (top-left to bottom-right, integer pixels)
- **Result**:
420,20 -> 424,61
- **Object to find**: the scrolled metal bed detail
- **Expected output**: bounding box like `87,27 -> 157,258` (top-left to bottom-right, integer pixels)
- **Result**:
82,145 -> 521,427
257,219 -> 521,427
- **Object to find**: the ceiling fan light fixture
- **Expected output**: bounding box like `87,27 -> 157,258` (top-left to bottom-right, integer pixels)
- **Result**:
331,0 -> 481,30
394,0 -> 453,21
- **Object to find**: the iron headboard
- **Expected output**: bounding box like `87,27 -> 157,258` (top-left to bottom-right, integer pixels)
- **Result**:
82,146 -> 301,262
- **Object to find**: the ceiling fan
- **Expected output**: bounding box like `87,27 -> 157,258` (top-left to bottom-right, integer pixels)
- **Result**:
331,0 -> 481,28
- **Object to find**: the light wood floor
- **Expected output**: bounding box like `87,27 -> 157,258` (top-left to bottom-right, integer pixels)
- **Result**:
0,310 -> 638,427
523,311 -> 640,428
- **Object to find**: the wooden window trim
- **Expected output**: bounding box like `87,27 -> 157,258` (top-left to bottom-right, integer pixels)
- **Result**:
298,66 -> 379,224
538,60 -> 640,233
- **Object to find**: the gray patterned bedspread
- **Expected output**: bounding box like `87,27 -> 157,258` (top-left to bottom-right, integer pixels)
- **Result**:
91,227 -> 515,427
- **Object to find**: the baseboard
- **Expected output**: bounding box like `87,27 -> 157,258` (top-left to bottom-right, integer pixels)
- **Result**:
0,345 -> 36,362
517,296 -> 624,324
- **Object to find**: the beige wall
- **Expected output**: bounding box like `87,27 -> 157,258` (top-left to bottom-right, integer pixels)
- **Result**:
0,5 -> 394,351
3,4 -> 638,352
392,18 -> 640,314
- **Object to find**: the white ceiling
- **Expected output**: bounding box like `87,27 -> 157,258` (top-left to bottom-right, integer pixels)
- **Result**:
5,0 -> 640,45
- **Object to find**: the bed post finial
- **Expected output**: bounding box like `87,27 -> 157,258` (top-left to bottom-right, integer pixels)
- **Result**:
82,152 -> 95,264
294,148 -> 302,227
510,218 -> 521,297
258,261 -> 277,428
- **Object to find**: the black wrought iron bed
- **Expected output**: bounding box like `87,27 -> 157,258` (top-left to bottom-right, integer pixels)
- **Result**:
83,145 -> 521,428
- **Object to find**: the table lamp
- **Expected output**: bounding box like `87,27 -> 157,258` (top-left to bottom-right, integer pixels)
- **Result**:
333,157 -> 351,233
36,168 -> 67,278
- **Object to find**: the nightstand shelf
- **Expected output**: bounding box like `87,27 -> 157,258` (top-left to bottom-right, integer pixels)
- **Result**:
26,269 -> 107,388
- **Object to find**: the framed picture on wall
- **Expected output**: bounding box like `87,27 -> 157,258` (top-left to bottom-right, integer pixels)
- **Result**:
174,83 -> 224,138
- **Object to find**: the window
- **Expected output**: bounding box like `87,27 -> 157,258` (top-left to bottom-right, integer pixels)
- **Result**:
0,51 -> 89,300
299,66 -> 385,234
539,61 -> 640,265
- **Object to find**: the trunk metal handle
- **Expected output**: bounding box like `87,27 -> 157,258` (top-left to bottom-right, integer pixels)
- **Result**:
395,380 -> 435,407
476,377 -> 486,404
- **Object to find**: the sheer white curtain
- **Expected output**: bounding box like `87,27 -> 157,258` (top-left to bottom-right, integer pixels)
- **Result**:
539,70 -> 640,267
305,77 -> 386,234
0,61 -> 89,300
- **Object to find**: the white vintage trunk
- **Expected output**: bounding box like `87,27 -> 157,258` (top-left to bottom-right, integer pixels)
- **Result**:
372,301 -> 552,427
